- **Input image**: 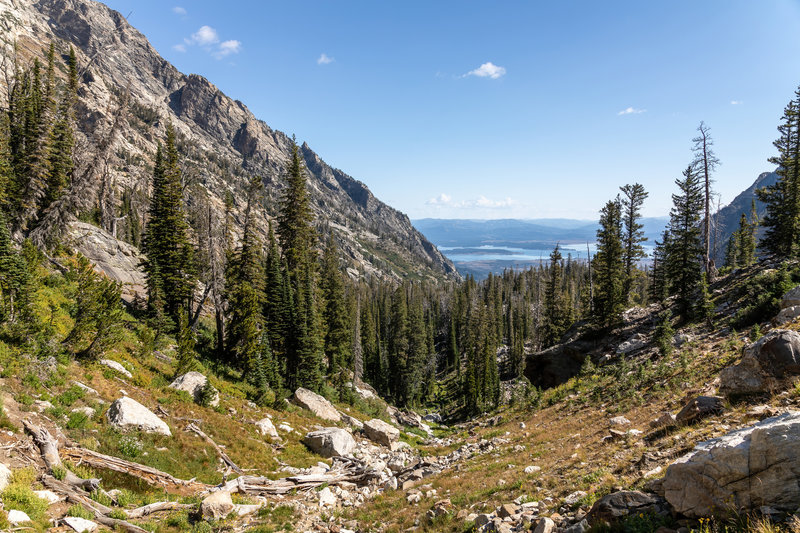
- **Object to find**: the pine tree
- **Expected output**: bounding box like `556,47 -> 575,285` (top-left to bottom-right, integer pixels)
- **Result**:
0,211 -> 29,323
736,200 -> 758,267
174,308 -> 197,377
593,198 -> 625,326
757,89 -> 800,259
225,177 -> 265,383
541,245 -> 570,347
666,165 -> 704,320
142,126 -> 197,329
619,183 -> 648,304
320,233 -> 351,392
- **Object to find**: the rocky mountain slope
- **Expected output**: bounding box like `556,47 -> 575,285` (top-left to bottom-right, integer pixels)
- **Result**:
0,0 -> 457,282
711,170 -> 778,264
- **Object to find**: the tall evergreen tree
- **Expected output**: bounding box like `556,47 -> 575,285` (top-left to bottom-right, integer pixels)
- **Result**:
541,245 -> 570,347
619,183 -> 648,304
0,211 -> 29,323
757,88 -> 800,259
142,126 -> 196,329
593,198 -> 625,326
666,166 -> 704,319
320,233 -> 351,392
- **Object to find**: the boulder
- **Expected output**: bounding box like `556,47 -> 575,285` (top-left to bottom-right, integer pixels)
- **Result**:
63,516 -> 99,532
201,490 -> 234,519
781,285 -> 800,308
302,428 -> 355,458
293,388 -> 341,422
340,412 -> 364,430
106,397 -> 171,436
363,418 -> 400,448
664,411 -> 800,518
650,412 -> 677,429
776,305 -> 800,325
71,407 -> 96,418
609,416 -> 630,426
533,517 -> 555,533
586,491 -> 668,526
720,330 -> 800,396
616,333 -> 648,354
318,486 -> 337,508
675,395 -> 723,424
100,359 -> 132,378
7,510 -> 31,525
0,463 -> 11,491
34,489 -> 62,505
255,418 -> 280,439
423,413 -> 442,423
169,371 -> 219,407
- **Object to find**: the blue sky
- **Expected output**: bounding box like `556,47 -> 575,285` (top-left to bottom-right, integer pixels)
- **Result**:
102,0 -> 800,220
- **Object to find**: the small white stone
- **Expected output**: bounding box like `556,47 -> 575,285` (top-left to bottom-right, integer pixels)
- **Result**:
34,489 -> 62,505
63,516 -> 99,532
7,510 -> 31,525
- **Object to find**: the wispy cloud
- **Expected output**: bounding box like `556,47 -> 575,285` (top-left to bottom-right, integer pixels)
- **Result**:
465,62 -> 506,79
215,40 -> 241,59
188,25 -> 219,46
618,106 -> 646,115
426,194 -> 516,209
317,53 -> 334,65
426,193 -> 452,206
172,6 -> 187,16
177,26 -> 241,60
731,100 -> 743,105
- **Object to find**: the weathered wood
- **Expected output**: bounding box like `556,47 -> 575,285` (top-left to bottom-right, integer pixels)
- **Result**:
61,446 -> 208,494
125,501 -> 195,519
23,419 -> 101,492
42,475 -> 149,533
186,423 -> 243,474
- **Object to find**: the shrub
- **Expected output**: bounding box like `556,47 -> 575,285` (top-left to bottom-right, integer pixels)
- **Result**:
66,410 -> 90,429
66,504 -> 94,520
118,435 -> 143,458
1,484 -> 48,520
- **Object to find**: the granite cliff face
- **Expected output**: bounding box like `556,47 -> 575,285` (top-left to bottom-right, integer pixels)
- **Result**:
0,0 -> 457,281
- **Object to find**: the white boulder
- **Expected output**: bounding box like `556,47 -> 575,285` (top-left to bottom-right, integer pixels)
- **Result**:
363,418 -> 400,448
100,359 -> 132,378
255,417 -> 280,439
293,388 -> 340,422
63,516 -> 98,532
106,397 -> 171,436
302,427 -> 355,458
169,371 -> 219,407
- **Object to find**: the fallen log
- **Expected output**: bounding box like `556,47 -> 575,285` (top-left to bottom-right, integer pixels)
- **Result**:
186,423 -> 243,474
218,456 -> 380,495
126,501 -> 195,519
42,475 -> 149,533
23,419 -> 101,493
61,446 -> 209,494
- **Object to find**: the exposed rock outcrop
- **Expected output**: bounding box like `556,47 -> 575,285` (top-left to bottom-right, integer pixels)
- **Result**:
663,411 -> 800,518
363,419 -> 400,449
106,397 -> 171,436
302,428 -> 355,458
720,329 -> 800,396
293,388 -> 341,422
169,371 -> 219,407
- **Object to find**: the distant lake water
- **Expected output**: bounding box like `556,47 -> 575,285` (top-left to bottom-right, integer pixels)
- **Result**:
439,244 -> 597,263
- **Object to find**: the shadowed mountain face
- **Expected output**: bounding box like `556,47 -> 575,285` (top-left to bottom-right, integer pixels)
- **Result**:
711,170 -> 778,264
0,0 -> 457,281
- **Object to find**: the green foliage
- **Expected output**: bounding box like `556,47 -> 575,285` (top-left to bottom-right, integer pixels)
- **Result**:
66,410 -> 90,429
174,308 -> 197,377
730,263 -> 799,328
654,310 -> 675,357
196,377 -> 217,408
63,254 -> 125,359
619,183 -> 649,305
66,504 -> 94,520
142,125 -> 197,330
666,165 -> 705,320
51,465 -> 67,481
593,197 -> 625,327
118,435 -> 143,458
542,245 -> 572,347
2,483 -> 48,520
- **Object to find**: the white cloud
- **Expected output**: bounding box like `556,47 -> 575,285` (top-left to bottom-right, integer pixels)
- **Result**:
731,100 -> 743,105
215,40 -> 241,58
617,106 -> 646,115
471,196 -> 516,208
465,62 -> 506,79
188,25 -> 219,46
172,43 -> 187,53
426,193 -> 452,206
317,53 -> 334,65
172,6 -> 187,15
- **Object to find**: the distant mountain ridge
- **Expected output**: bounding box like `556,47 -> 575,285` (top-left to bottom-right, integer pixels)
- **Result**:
413,217 -> 670,249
